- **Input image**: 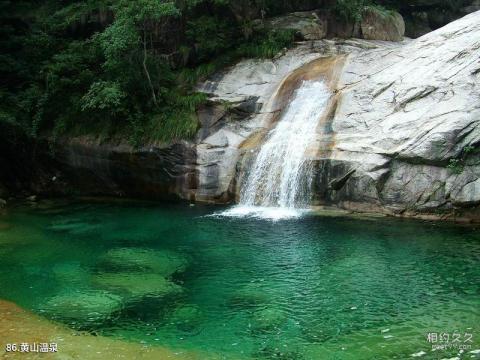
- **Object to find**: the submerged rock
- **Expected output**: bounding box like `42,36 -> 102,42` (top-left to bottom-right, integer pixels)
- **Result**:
92,273 -> 183,302
41,290 -> 123,325
52,262 -> 90,288
250,308 -> 288,333
169,305 -> 204,332
229,282 -> 270,308
97,247 -> 188,277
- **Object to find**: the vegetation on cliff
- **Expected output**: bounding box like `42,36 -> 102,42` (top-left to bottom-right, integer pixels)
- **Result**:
0,0 -> 470,145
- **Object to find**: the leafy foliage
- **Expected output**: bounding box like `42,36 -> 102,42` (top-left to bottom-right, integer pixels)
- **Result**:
2,0 -> 458,146
0,0 -> 306,145
186,16 -> 234,61
333,0 -> 393,22
447,145 -> 477,174
236,29 -> 295,58
81,81 -> 126,113
334,0 -> 370,22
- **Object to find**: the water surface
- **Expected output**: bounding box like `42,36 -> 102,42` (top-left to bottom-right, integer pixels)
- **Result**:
0,200 -> 479,359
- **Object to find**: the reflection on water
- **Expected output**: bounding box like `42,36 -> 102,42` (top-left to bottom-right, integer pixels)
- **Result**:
0,200 -> 479,359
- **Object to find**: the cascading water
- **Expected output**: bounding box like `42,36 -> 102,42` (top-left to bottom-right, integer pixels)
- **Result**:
223,80 -> 331,220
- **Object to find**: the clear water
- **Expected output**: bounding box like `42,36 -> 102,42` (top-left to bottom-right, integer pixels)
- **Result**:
239,81 -> 331,210
0,200 -> 479,360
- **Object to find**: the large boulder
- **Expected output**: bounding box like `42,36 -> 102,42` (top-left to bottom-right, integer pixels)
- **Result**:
361,7 -> 405,41
326,16 -> 361,38
261,11 -> 328,40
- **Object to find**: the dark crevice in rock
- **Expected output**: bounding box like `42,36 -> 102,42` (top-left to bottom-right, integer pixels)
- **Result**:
394,85 -> 437,111
328,169 -> 355,191
372,81 -> 395,99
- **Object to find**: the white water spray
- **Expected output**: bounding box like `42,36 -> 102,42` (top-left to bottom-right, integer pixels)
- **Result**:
223,80 -> 331,220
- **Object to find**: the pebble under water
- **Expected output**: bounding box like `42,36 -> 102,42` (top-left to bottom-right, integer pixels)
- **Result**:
0,200 -> 479,360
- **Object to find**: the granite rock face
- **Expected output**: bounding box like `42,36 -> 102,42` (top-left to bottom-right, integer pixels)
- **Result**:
312,11 -> 480,220
193,38 -> 403,204
196,11 -> 479,221
194,44 -> 350,202
49,137 -> 198,201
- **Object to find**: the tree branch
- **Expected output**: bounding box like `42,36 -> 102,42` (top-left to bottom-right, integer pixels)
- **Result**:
143,26 -> 158,107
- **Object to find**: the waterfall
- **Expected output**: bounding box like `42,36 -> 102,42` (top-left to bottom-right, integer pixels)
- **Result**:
223,80 -> 331,220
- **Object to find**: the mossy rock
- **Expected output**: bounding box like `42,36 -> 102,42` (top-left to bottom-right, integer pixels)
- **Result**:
92,273 -> 183,303
228,282 -> 269,308
250,308 -> 287,333
97,248 -> 188,277
169,305 -> 204,332
41,290 -> 123,325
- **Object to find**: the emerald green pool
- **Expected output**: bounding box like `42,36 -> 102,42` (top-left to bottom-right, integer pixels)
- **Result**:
0,200 -> 479,359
